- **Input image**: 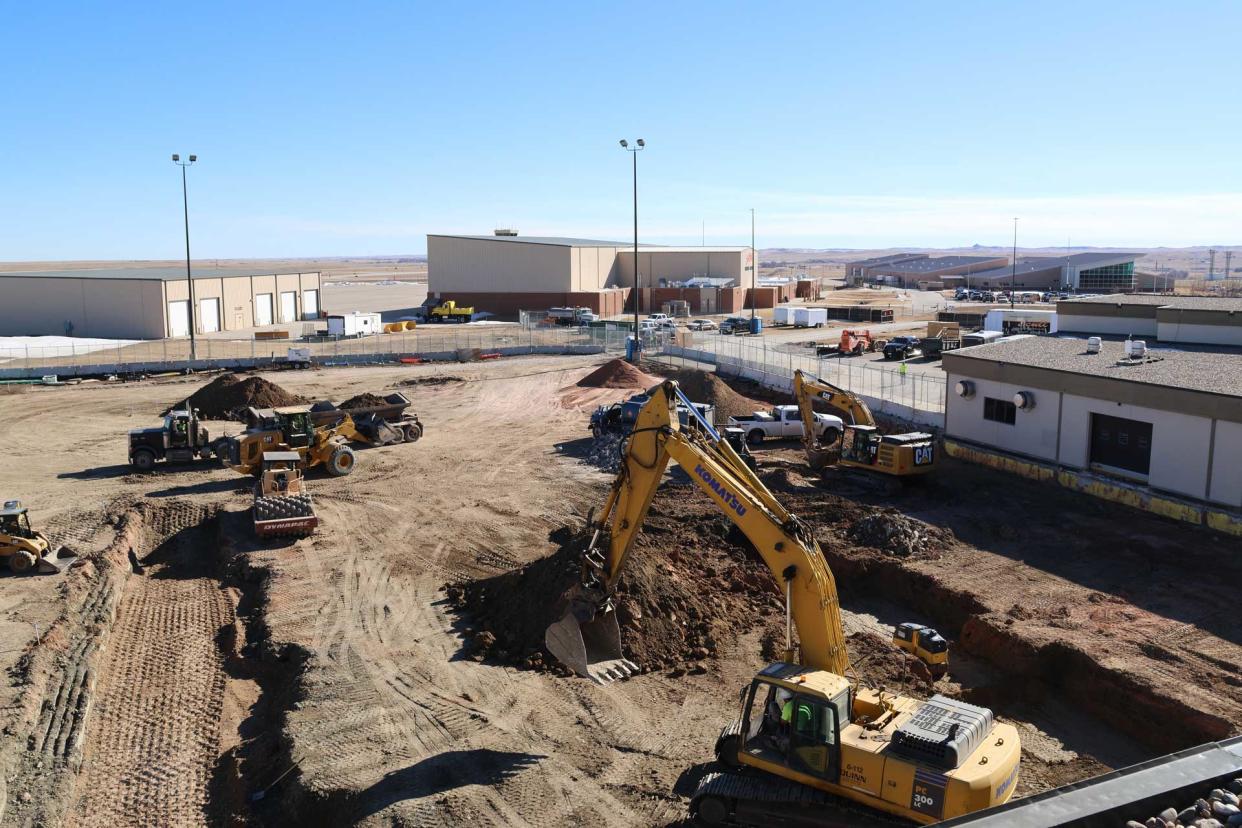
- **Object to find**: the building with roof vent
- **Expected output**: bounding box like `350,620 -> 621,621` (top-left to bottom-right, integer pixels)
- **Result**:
1057,294 -> 1242,346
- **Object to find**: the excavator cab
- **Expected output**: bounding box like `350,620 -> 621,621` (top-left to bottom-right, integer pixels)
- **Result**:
280,411 -> 314,448
841,425 -> 881,465
732,666 -> 850,783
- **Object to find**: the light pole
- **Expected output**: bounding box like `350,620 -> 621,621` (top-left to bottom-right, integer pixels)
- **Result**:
620,139 -> 645,362
1010,217 -> 1018,309
172,154 -> 198,362
750,208 -> 757,325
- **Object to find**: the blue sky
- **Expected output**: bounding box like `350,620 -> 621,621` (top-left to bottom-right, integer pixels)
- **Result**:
2,1 -> 1239,259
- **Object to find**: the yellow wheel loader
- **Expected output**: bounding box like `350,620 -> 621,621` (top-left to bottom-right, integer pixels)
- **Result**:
793,369 -> 937,479
544,381 -> 1018,825
0,501 -> 78,575
217,407 -> 359,478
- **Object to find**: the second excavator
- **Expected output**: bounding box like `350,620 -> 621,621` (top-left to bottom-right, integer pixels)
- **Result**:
544,380 -> 1017,825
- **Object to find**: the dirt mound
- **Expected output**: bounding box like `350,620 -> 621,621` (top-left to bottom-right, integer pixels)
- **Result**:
846,508 -> 946,558
169,373 -> 305,420
339,392 -> 388,410
576,359 -> 663,390
447,486 -> 784,674
650,366 -> 766,424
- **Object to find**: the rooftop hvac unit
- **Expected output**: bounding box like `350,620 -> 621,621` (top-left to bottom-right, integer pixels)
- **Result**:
494,228 -> 518,236
1086,336 -> 1102,354
1124,339 -> 1148,359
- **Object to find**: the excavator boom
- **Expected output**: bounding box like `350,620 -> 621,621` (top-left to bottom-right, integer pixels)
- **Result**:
546,380 -> 850,683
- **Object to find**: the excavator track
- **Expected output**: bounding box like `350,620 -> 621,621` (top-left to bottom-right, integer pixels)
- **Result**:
690,769 -> 904,827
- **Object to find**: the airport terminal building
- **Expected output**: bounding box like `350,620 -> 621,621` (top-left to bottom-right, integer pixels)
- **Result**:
960,253 -> 1143,293
0,267 -> 322,339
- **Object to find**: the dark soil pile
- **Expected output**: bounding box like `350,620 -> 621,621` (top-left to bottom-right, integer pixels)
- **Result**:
339,392 -> 388,410
399,375 -> 464,387
446,486 -> 784,674
576,359 -> 663,390
169,373 -> 305,420
653,366 -> 767,424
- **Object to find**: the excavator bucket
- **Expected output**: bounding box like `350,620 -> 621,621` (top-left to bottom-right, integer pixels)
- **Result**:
38,545 -> 81,575
545,599 -> 638,685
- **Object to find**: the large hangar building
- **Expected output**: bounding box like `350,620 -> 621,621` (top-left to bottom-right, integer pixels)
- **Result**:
427,233 -> 754,317
0,267 -> 322,339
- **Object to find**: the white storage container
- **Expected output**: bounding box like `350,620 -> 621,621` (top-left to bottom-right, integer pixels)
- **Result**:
772,306 -> 800,326
327,312 -> 382,337
793,307 -> 828,328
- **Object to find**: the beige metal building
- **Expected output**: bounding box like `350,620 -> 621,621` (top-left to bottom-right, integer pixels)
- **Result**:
943,336 -> 1242,508
0,268 -> 322,339
427,234 -> 752,317
1058,294 -> 1242,346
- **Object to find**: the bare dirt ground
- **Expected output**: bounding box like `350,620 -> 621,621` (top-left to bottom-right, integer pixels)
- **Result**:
1,355 -> 1239,827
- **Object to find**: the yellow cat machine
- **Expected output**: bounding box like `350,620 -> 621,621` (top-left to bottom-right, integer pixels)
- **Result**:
0,500 -> 78,575
252,452 -> 318,538
793,369 -> 937,479
544,380 -> 1019,825
893,622 -> 949,676
218,407 -> 358,477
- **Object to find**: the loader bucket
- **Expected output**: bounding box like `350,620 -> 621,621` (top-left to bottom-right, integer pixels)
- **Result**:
38,545 -> 81,575
545,604 -> 638,685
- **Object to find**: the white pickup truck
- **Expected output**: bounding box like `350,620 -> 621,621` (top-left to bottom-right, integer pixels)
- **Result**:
728,404 -> 844,446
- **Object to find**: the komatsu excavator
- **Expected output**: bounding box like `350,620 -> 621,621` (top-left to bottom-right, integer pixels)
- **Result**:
793,369 -> 937,479
544,380 -> 1018,825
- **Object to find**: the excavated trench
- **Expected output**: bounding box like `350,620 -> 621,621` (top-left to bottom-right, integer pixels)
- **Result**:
2,502 -> 307,828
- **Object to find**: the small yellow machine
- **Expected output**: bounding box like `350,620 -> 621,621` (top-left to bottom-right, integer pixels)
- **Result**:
793,369 -> 937,479
1,500 -> 77,575
544,381 -> 1019,825
893,622 -> 949,675
253,452 -> 318,538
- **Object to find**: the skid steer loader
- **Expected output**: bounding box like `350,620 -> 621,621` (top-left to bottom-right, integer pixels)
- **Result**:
1,501 -> 78,575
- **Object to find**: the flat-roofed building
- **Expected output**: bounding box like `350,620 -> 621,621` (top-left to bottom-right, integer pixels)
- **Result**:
1058,294 -> 1242,346
848,254 -> 1008,288
943,336 -> 1242,508
427,233 -> 754,317
0,267 -> 322,339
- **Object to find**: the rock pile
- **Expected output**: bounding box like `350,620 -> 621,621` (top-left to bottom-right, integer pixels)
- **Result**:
847,508 -> 944,558
169,373 -> 306,420
1126,778 -> 1242,827
585,431 -> 625,472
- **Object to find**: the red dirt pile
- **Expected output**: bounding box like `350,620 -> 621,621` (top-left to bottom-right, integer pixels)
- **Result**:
576,359 -> 663,390
339,392 -> 388,410
446,484 -> 785,675
169,373 -> 306,420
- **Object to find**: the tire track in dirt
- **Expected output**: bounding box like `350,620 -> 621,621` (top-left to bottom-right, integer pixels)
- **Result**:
71,515 -> 233,828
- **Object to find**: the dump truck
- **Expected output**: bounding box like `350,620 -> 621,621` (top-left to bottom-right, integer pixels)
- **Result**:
920,321 -> 962,358
252,452 -> 318,538
308,392 -> 424,445
1,500 -> 77,574
428,300 -> 475,323
128,407 -> 218,472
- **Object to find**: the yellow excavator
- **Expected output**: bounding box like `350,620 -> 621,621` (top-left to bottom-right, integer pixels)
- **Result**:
793,369 -> 937,478
545,380 -> 1018,825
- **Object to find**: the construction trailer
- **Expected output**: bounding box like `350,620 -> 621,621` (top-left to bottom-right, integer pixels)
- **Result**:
772,306 -> 800,326
793,307 -> 828,328
327,312 -> 381,338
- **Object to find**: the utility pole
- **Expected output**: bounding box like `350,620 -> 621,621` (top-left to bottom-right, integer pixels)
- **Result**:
620,139 -> 645,362
1209,248 -> 1217,280
750,208 -> 757,325
172,154 -> 198,362
1010,218 -> 1018,308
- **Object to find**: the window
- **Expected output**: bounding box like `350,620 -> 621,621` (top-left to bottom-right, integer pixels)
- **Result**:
983,397 -> 1016,425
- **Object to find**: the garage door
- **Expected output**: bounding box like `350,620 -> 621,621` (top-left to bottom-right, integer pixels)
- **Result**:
280,291 -> 297,323
1090,413 -> 1153,476
255,293 -> 274,326
168,300 -> 190,337
200,298 -> 221,333
303,289 -> 319,319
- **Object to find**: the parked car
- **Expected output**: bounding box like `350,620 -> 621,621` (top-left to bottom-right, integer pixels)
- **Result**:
718,316 -> 755,335
646,313 -> 671,322
687,319 -> 717,331
728,404 -> 843,446
954,288 -> 970,300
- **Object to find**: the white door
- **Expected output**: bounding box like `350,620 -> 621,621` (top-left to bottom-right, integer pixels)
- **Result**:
255,293 -> 273,326
168,300 -> 190,337
302,289 -> 319,319
280,291 -> 297,323
200,298 -> 220,333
